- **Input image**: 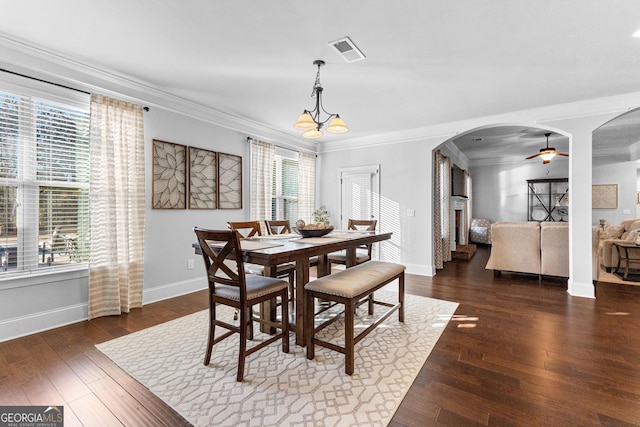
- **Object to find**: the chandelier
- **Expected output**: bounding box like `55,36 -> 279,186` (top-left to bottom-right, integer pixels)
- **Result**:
293,60 -> 349,139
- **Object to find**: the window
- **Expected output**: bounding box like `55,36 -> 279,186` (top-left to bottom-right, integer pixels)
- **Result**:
0,87 -> 90,275
271,149 -> 299,222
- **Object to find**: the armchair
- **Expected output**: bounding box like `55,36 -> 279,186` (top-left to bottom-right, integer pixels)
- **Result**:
470,218 -> 492,245
597,219 -> 640,272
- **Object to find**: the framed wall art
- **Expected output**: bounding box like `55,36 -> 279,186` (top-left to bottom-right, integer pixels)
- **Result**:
217,152 -> 242,209
152,139 -> 187,209
592,184 -> 617,209
188,147 -> 217,209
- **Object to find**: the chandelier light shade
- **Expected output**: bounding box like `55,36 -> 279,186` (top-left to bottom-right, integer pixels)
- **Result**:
302,128 -> 323,139
294,112 -> 316,130
294,59 -> 349,139
326,115 -> 348,133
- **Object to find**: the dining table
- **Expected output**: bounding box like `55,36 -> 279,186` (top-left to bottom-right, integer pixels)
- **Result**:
193,229 -> 392,345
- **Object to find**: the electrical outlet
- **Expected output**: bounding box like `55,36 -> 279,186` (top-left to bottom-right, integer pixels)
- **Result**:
187,259 -> 195,270
407,209 -> 415,217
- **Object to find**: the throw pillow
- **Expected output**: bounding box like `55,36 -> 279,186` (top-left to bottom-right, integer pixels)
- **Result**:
601,224 -> 624,240
628,220 -> 640,234
626,229 -> 640,241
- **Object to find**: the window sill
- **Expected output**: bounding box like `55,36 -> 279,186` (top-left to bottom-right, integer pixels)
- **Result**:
0,264 -> 89,290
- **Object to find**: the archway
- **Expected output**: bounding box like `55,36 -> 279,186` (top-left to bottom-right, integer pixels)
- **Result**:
592,107 -> 640,284
433,123 -> 571,276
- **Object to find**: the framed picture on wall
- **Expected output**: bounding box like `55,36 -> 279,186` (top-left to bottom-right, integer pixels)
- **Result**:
217,152 -> 242,209
592,184 -> 618,209
188,147 -> 217,209
152,139 -> 187,209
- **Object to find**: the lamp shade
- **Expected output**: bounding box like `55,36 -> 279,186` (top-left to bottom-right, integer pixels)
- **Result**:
326,115 -> 349,133
302,128 -> 323,139
540,151 -> 556,163
294,112 -> 316,130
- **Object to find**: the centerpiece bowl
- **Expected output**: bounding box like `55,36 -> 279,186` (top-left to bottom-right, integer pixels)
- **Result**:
294,225 -> 334,238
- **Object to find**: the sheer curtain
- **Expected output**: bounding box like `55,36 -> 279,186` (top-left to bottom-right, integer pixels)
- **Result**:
250,138 -> 274,222
434,150 -> 451,269
88,94 -> 145,319
297,151 -> 316,223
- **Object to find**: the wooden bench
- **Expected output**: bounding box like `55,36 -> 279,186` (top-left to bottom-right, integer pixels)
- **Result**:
304,261 -> 405,375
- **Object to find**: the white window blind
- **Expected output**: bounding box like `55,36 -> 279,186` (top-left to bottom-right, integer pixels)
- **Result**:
0,89 -> 90,274
271,153 -> 299,222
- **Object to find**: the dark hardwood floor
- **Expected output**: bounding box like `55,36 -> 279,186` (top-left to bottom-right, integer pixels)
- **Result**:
1,247 -> 639,426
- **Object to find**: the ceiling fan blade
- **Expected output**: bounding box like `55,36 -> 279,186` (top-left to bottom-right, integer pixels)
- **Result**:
556,153 -> 569,157
525,153 -> 541,160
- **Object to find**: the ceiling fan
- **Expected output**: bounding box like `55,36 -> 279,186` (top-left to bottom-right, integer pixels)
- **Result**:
525,132 -> 569,164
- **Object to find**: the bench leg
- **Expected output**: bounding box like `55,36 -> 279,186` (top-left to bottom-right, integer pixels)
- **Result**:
345,300 -> 355,375
305,290 -> 315,360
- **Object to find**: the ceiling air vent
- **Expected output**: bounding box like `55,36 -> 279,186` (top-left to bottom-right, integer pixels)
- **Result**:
329,37 -> 366,63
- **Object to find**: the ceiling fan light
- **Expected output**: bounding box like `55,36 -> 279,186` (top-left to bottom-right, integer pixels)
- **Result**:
294,112 -> 316,130
540,151 -> 556,162
326,115 -> 349,133
302,128 -> 323,139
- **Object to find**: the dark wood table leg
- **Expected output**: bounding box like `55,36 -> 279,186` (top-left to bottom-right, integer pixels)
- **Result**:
317,254 -> 329,277
346,247 -> 357,268
260,265 -> 278,334
295,257 -> 310,346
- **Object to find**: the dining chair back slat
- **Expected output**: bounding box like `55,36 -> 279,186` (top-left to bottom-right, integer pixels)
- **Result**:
265,220 -> 292,235
227,221 -> 262,237
227,220 -> 296,301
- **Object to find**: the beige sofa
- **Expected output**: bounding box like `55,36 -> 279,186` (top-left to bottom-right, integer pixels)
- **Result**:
485,221 -> 568,278
595,218 -> 640,272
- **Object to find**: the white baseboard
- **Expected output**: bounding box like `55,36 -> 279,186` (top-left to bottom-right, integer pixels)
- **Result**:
0,303 -> 88,343
567,279 -> 596,299
0,278 -> 209,343
404,263 -> 435,276
143,277 -> 208,305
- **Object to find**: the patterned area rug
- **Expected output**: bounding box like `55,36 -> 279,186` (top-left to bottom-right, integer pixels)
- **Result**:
96,291 -> 458,427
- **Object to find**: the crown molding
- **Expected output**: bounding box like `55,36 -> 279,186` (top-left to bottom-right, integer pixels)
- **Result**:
318,92 -> 640,154
0,33 -> 317,153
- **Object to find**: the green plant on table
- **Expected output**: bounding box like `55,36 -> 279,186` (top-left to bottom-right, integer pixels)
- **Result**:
312,206 -> 330,224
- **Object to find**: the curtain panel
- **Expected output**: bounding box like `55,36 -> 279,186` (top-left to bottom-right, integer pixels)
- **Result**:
464,170 -> 472,245
434,150 -> 451,269
250,138 -> 274,225
88,94 -> 145,319
297,151 -> 316,224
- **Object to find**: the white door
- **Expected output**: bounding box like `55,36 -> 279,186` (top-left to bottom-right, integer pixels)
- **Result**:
339,165 -> 380,258
339,166 -> 380,223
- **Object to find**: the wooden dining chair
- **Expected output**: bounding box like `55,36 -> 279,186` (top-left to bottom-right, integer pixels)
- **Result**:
328,219 -> 378,268
227,220 -> 296,296
226,220 -> 263,238
194,227 -> 289,382
264,219 -> 319,280
264,219 -> 292,235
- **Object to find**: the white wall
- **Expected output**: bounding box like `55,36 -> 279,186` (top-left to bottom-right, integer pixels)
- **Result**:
142,108 -> 250,302
318,138 -> 443,276
470,159 -> 569,222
